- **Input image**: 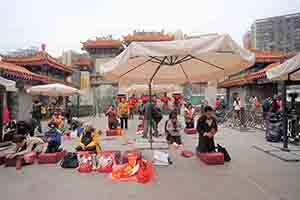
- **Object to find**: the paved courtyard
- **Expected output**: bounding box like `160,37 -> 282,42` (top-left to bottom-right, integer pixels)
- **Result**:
1,115 -> 300,200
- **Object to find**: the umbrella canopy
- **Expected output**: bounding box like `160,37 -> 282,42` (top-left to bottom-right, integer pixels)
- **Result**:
266,53 -> 300,80
102,34 -> 255,84
122,84 -> 182,95
27,83 -> 80,96
0,76 -> 17,92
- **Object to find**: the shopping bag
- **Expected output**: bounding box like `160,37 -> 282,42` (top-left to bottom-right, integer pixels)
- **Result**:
153,150 -> 169,166
137,160 -> 153,183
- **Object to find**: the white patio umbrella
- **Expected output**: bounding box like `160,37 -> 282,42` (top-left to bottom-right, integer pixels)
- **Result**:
102,34 -> 254,84
27,83 -> 80,96
0,76 -> 17,92
266,53 -> 300,80
102,34 -> 254,149
124,84 -> 182,94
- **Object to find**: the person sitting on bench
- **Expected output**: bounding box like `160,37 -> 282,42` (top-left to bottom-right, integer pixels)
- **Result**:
196,106 -> 218,153
75,123 -> 101,154
45,122 -> 62,153
7,135 -> 45,163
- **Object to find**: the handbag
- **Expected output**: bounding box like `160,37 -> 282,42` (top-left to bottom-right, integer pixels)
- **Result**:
217,144 -> 231,162
60,152 -> 79,168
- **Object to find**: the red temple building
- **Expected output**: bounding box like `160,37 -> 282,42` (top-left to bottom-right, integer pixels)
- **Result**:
218,49 -> 294,108
2,50 -> 73,86
1,49 -> 73,121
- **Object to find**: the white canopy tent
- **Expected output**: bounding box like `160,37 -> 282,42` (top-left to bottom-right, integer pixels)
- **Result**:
27,83 -> 80,97
0,76 -> 17,92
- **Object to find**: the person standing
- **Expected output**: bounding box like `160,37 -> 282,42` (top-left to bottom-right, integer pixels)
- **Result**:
118,98 -> 129,130
32,100 -> 42,133
142,98 -> 159,138
151,102 -> 163,137
233,97 -> 241,121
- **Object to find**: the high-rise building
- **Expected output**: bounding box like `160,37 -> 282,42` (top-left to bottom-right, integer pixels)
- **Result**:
243,31 -> 252,49
251,12 -> 300,53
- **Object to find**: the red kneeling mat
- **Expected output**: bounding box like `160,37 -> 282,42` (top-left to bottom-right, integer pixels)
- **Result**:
197,152 -> 224,165
106,129 -> 118,136
106,129 -> 123,136
122,150 -> 142,164
184,128 -> 197,135
38,150 -> 66,164
5,157 -> 25,169
38,153 -> 58,164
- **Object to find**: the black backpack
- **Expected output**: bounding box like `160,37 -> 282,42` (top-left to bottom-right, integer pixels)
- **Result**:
60,152 -> 79,168
217,144 -> 231,162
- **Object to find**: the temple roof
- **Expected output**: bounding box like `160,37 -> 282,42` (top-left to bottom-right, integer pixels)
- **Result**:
2,51 -> 73,73
81,38 -> 122,49
219,62 -> 280,88
123,33 -> 174,42
74,57 -> 91,66
0,61 -> 48,82
249,49 -> 286,63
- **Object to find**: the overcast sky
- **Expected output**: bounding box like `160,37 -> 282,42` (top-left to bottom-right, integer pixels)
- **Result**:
1,0 -> 300,56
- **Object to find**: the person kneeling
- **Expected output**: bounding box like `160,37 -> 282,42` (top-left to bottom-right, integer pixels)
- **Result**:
196,106 -> 218,153
75,124 -> 101,154
45,122 -> 62,153
166,112 -> 183,147
7,135 -> 45,163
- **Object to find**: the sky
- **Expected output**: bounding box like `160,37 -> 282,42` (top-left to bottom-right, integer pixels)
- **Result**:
0,0 -> 300,57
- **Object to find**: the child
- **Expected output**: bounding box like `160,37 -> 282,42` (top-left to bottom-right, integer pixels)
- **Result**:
45,122 -> 62,153
166,112 -> 183,147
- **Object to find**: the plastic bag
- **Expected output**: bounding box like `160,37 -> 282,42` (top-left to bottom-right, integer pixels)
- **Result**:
96,154 -> 114,173
77,152 -> 93,173
153,150 -> 169,166
137,160 -> 153,183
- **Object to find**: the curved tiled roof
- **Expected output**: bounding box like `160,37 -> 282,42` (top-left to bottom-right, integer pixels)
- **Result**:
249,49 -> 285,62
123,34 -> 174,42
219,62 -> 280,87
2,51 -> 73,73
0,61 -> 48,81
81,39 -> 122,49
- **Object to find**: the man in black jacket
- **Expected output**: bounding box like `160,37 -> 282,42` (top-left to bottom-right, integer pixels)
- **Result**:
196,106 -> 218,153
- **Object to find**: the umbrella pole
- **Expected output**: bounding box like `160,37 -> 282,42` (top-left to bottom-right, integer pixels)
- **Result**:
281,81 -> 289,151
148,56 -> 167,150
149,83 -> 153,149
77,94 -> 80,118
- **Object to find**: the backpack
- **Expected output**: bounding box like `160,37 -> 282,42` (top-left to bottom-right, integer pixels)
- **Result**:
60,152 -> 79,168
152,107 -> 162,123
217,144 -> 231,162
